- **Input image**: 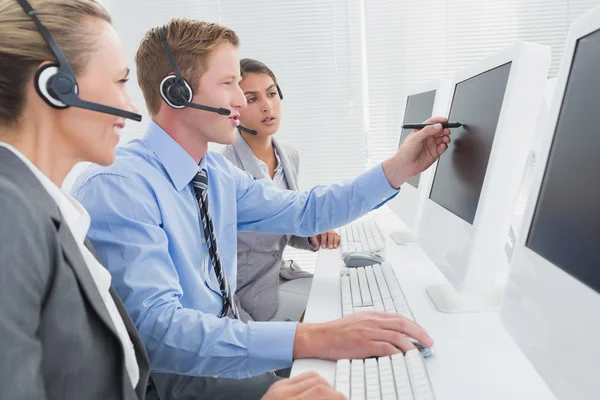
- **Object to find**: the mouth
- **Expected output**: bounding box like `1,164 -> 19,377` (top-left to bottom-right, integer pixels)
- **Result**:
262,116 -> 276,124
229,114 -> 240,127
113,121 -> 125,136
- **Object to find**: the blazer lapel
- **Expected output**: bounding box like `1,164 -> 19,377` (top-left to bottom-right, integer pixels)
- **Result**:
232,131 -> 270,180
273,138 -> 299,191
57,224 -> 120,340
111,288 -> 150,399
87,239 -> 149,397
0,149 -> 120,345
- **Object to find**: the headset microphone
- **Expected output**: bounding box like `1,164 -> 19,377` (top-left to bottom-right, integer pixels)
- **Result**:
158,26 -> 231,116
17,0 -> 142,122
237,125 -> 258,135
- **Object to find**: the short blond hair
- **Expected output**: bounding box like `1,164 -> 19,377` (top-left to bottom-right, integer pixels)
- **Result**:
0,0 -> 111,126
135,18 -> 240,116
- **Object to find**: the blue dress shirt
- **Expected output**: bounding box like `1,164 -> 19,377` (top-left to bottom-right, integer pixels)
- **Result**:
71,121 -> 398,379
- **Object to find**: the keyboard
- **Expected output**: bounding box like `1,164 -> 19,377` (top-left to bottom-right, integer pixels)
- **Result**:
340,262 -> 414,320
335,350 -> 436,400
340,218 -> 386,257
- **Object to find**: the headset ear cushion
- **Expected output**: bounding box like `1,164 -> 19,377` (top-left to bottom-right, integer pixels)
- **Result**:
160,75 -> 194,109
34,63 -> 69,109
277,84 -> 283,100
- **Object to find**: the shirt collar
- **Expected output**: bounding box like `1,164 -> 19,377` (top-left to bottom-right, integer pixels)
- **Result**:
253,146 -> 283,178
0,142 -> 90,243
143,120 -> 200,191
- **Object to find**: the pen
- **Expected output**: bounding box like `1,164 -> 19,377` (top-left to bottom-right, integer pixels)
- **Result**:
402,122 -> 463,129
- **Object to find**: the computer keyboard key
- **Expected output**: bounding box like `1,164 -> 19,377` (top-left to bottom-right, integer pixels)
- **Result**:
378,357 -> 397,400
335,359 -> 351,398
405,350 -> 436,400
391,353 -> 415,400
365,358 -> 381,400
357,268 -> 373,306
351,360 -> 366,400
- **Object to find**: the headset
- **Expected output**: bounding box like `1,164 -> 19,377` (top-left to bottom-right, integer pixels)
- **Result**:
158,26 -> 231,116
16,0 -> 142,122
237,82 -> 283,136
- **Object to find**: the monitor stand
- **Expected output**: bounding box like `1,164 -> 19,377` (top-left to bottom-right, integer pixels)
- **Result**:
390,231 -> 418,245
426,284 -> 504,313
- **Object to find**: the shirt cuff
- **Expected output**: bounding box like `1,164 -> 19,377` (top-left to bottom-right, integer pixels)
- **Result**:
247,321 -> 298,376
307,237 -> 317,252
356,164 -> 400,206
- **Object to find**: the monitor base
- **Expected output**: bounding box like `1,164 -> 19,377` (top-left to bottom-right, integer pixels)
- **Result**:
426,284 -> 504,313
390,231 -> 418,245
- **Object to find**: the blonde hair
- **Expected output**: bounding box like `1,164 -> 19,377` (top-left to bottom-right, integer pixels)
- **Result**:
135,18 -> 240,116
0,0 -> 111,126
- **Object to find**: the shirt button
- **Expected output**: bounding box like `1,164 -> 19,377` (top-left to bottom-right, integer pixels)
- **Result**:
202,239 -> 206,244
381,196 -> 387,201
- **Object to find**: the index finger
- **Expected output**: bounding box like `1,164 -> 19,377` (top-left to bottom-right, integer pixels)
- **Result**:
375,313 -> 434,347
423,115 -> 448,125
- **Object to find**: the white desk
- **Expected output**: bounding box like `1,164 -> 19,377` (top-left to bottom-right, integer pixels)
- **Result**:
291,209 -> 557,400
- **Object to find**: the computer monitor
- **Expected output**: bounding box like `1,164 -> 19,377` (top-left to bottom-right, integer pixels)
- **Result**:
501,7 -> 600,399
505,77 -> 557,262
387,80 -> 453,245
417,41 -> 551,313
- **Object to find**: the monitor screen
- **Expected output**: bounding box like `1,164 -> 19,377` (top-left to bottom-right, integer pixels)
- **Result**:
526,28 -> 600,295
429,62 -> 512,224
399,90 -> 436,188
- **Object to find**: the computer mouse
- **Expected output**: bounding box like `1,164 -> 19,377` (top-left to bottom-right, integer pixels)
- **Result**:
343,252 -> 385,268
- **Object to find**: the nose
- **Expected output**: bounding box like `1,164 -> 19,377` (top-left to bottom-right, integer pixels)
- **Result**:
261,98 -> 273,113
124,88 -> 138,113
232,85 -> 247,109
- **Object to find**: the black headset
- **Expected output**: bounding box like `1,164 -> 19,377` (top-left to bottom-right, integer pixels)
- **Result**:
16,0 -> 142,122
274,85 -> 284,101
158,26 -> 231,116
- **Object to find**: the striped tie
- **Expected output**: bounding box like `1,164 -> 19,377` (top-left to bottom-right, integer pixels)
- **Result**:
191,168 -> 239,319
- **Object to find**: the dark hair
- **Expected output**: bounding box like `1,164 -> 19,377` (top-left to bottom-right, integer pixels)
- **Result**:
240,58 -> 277,84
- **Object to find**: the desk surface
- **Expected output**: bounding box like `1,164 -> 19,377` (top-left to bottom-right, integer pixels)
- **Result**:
291,209 -> 557,400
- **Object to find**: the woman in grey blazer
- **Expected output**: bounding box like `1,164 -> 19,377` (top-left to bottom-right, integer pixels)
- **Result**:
0,1 -> 150,399
222,59 -> 340,322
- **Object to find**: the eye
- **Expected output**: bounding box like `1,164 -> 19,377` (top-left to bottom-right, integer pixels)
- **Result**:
118,78 -> 129,84
247,97 -> 256,104
268,91 -> 278,97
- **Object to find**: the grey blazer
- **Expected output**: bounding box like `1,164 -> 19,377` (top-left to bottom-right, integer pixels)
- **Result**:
222,132 -> 314,321
0,147 -> 150,400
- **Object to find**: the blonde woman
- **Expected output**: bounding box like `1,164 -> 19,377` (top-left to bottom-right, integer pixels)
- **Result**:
0,1 -> 148,398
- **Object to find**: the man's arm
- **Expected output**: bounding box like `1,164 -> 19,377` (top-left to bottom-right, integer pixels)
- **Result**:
232,162 -> 398,236
0,186 -> 49,399
72,174 -> 296,378
232,118 -> 450,237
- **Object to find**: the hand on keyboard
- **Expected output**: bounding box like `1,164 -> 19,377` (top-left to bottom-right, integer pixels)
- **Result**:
262,371 -> 346,400
310,230 -> 341,250
293,312 -> 434,361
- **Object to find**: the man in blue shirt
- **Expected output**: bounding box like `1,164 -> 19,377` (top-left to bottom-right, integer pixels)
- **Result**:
73,18 -> 450,400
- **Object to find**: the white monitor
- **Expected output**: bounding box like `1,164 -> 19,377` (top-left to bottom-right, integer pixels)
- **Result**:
505,77 -> 557,262
417,41 -> 551,313
387,80 -> 453,245
501,6 -> 600,400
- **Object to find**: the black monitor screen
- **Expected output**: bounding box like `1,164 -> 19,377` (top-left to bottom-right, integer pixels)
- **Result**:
526,29 -> 600,295
429,62 -> 512,224
399,90 -> 436,188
